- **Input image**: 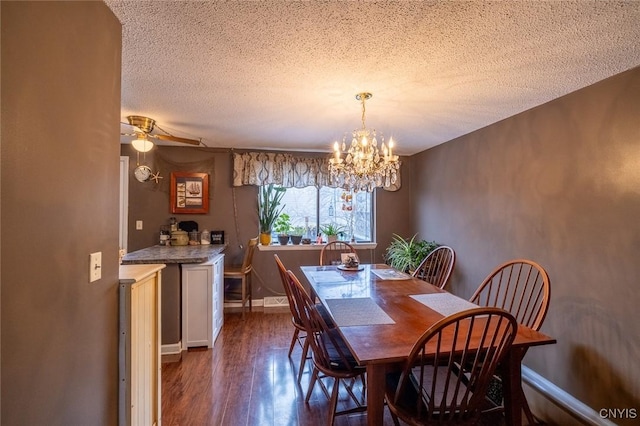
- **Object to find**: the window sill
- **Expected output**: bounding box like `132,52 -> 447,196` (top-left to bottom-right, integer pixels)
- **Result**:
257,242 -> 377,251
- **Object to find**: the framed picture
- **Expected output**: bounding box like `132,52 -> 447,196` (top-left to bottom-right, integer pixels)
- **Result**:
170,172 -> 209,214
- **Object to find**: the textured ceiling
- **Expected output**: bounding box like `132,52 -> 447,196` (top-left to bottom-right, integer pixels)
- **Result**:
105,1 -> 640,156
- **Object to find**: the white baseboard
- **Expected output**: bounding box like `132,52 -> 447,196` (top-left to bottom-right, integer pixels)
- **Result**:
264,296 -> 288,308
224,299 -> 264,308
161,342 -> 182,355
522,366 -> 617,426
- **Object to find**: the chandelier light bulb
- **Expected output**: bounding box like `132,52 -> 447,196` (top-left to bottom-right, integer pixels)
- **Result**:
333,141 -> 342,161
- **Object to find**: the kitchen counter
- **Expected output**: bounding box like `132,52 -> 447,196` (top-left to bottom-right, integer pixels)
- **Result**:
121,244 -> 227,350
121,244 -> 226,265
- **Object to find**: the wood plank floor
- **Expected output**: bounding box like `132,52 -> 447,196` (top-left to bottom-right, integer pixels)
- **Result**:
161,308 -> 513,425
161,308 -> 390,426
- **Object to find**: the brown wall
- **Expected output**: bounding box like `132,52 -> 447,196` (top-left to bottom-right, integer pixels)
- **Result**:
1,2 -> 122,424
122,145 -> 414,344
411,67 -> 640,423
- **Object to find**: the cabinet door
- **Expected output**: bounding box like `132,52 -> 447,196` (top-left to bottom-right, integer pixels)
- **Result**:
130,274 -> 159,426
212,254 -> 225,342
120,268 -> 161,426
182,262 -> 213,348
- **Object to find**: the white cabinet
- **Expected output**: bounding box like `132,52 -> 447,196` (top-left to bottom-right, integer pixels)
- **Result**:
181,254 -> 224,349
119,264 -> 164,426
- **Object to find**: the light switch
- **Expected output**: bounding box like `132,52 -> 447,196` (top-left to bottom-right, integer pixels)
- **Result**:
89,252 -> 102,283
136,220 -> 143,230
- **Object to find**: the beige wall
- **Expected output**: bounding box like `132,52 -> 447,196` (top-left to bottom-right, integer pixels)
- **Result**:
411,67 -> 640,424
1,2 -> 122,424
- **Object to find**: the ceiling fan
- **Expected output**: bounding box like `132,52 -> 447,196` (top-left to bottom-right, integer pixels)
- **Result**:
122,115 -> 202,152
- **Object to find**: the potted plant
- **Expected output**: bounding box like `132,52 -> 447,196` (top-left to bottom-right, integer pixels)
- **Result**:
289,226 -> 305,245
384,233 -> 439,273
258,184 -> 286,245
274,213 -> 292,245
319,223 -> 345,243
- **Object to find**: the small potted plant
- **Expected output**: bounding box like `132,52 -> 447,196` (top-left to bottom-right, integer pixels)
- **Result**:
319,223 -> 345,243
289,226 -> 305,245
258,184 -> 286,245
274,213 -> 292,245
384,233 -> 439,273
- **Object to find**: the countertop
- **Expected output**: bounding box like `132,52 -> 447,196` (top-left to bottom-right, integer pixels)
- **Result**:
121,244 -> 226,265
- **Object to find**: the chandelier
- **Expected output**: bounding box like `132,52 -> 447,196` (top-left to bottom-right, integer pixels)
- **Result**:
328,92 -> 400,192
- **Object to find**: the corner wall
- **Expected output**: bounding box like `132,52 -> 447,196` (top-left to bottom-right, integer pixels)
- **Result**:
411,67 -> 640,424
1,2 -> 121,424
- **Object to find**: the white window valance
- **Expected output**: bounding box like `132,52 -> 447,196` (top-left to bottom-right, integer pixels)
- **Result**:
232,151 -> 400,191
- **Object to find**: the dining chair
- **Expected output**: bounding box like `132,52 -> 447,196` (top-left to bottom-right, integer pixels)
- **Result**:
411,245 -> 456,289
286,270 -> 367,425
385,307 -> 518,426
274,254 -> 311,383
319,241 -> 358,266
470,259 -> 550,331
223,237 -> 258,319
469,259 -> 551,424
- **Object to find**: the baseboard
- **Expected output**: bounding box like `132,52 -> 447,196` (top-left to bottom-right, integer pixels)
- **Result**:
522,366 -> 617,426
264,296 -> 288,308
161,342 -> 182,355
224,299 -> 264,308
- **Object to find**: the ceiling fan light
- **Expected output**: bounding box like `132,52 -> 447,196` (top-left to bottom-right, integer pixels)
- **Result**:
131,137 -> 154,152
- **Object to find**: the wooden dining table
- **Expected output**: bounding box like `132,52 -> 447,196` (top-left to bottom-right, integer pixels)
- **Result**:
300,263 -> 556,426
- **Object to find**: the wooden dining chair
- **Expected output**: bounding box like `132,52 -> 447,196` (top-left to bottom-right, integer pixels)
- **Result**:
412,245 -> 456,289
469,259 -> 551,424
319,241 -> 358,266
274,254 -> 311,383
470,259 -> 550,333
286,270 -> 367,425
223,237 -> 258,319
385,307 -> 518,426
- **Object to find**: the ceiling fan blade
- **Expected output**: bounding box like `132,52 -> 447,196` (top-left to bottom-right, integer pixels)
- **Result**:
153,133 -> 201,146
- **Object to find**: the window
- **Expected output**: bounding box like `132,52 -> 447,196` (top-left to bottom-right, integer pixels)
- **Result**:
266,185 -> 373,242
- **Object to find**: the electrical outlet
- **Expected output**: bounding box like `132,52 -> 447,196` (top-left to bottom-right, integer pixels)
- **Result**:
136,220 -> 143,230
89,252 -> 102,282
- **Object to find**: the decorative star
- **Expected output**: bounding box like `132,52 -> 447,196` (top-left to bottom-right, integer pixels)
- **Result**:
150,171 -> 163,183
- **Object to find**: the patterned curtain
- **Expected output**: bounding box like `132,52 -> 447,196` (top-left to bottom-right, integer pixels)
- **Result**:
232,152 -> 401,191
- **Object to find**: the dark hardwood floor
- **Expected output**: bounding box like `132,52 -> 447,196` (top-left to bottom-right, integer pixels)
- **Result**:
162,308 -> 512,425
161,307 -> 386,426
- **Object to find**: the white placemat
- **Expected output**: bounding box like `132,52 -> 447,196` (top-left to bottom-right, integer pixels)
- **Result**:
307,270 -> 347,283
325,297 -> 396,327
371,269 -> 411,280
410,293 -> 479,316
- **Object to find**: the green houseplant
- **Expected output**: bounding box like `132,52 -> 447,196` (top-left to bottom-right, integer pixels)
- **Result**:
274,213 -> 292,245
258,184 -> 286,245
384,234 -> 439,273
289,226 -> 305,245
319,223 -> 345,243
